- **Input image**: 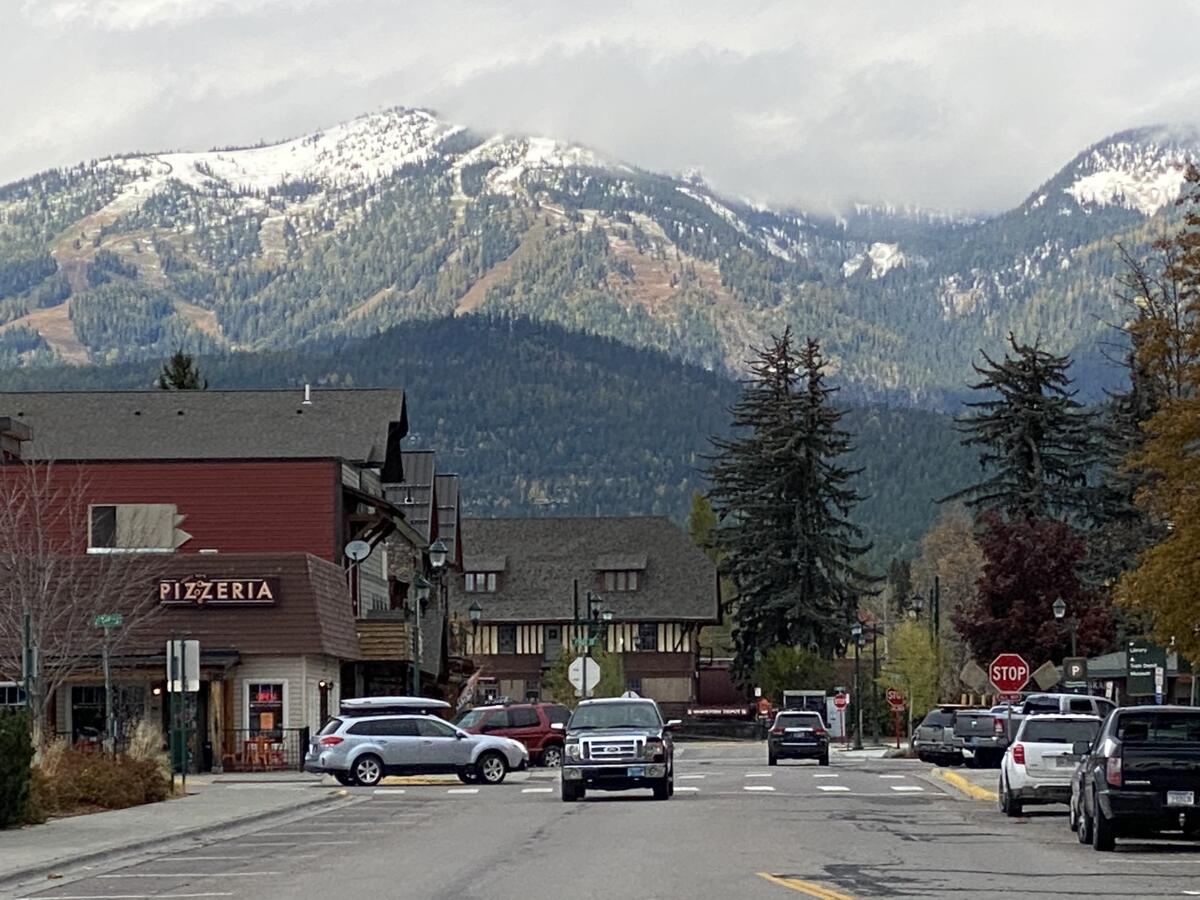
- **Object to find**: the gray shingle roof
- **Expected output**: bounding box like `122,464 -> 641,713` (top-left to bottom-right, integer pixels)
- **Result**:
1,389 -> 407,473
447,517 -> 719,623
385,450 -> 436,542
435,474 -> 460,565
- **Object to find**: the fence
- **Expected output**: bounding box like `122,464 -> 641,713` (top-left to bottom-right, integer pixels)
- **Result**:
221,728 -> 310,772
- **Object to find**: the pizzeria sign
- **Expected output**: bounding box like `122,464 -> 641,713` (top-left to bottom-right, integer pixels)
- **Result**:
159,576 -> 280,607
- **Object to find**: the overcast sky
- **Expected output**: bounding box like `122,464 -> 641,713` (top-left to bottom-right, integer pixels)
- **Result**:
5,1 -> 1200,213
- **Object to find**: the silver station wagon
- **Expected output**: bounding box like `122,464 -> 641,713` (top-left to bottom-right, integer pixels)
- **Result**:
304,696 -> 529,786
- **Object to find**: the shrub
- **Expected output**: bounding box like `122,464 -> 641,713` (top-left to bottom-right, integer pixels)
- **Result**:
0,711 -> 34,828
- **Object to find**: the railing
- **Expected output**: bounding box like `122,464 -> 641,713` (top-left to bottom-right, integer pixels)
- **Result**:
221,728 -> 309,772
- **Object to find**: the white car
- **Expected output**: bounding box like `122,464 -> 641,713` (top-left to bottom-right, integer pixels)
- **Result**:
998,713 -> 1102,817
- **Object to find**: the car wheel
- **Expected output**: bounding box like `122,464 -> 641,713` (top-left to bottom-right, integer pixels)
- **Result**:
541,745 -> 563,768
1001,777 -> 1022,818
333,772 -> 355,786
818,753 -> 830,767
1068,796 -> 1078,833
1092,791 -> 1116,851
652,778 -> 670,801
561,782 -> 584,802
351,754 -> 383,787
457,769 -> 478,784
768,753 -> 777,766
476,751 -> 508,785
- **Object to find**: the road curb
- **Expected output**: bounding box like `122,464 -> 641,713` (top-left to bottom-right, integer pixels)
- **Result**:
0,790 -> 342,893
930,766 -> 998,802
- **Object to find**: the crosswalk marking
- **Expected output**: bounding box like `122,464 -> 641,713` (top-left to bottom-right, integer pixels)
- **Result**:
522,787 -> 554,794
817,785 -> 850,792
744,785 -> 776,792
676,786 -> 700,792
447,788 -> 479,795
812,773 -> 839,778
679,774 -> 706,780
878,774 -> 905,779
746,772 -> 773,778
374,788 -> 406,795
890,785 -> 924,792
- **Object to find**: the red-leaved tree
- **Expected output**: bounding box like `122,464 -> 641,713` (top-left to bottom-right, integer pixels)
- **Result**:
954,514 -> 1113,667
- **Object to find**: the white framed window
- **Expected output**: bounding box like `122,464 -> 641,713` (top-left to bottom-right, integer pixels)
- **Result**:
486,573 -> 496,592
0,683 -> 26,707
602,571 -> 640,592
465,573 -> 496,592
465,573 -> 476,592
245,681 -> 288,734
88,503 -> 180,553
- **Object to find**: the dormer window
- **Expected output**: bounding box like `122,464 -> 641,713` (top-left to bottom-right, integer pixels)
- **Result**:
604,570 -> 639,592
465,572 -> 497,593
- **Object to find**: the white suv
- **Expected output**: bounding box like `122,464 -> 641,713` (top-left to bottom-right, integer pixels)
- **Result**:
998,714 -> 1101,817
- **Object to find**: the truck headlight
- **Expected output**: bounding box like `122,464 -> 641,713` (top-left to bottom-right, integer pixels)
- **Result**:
565,742 -> 582,761
642,738 -> 664,761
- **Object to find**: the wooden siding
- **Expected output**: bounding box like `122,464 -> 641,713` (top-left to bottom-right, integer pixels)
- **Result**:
15,460 -> 340,560
356,620 -> 414,662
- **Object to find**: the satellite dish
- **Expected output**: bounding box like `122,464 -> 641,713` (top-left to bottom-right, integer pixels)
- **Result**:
344,540 -> 371,562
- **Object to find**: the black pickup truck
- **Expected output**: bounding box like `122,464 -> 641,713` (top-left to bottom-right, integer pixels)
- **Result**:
560,697 -> 679,802
1073,706 -> 1200,851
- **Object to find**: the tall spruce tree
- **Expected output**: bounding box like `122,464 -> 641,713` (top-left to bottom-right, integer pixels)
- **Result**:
158,349 -> 207,390
707,331 -> 873,679
948,334 -> 1095,521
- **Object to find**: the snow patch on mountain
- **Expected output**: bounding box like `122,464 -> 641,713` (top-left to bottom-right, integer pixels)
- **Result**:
1063,133 -> 1195,216
676,186 -> 795,260
843,242 -> 906,279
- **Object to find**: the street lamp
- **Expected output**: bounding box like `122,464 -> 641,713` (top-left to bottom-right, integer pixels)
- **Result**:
851,622 -> 864,751
575,590 -> 613,700
411,574 -> 431,695
429,538 -> 448,570
1052,597 -> 1077,657
910,593 -> 924,620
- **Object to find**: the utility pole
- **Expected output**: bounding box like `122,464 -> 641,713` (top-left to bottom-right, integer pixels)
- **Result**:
870,625 -> 880,743
851,622 -> 863,751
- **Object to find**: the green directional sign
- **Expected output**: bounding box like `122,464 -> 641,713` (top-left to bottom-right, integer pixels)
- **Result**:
93,612 -> 124,629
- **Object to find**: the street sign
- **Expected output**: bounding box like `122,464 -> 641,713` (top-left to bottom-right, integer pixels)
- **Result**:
960,659 -> 990,693
93,612 -> 123,629
1127,639 -> 1167,696
988,653 -> 1030,694
166,640 -> 201,693
885,687 -> 905,710
1032,660 -> 1061,691
833,692 -> 850,711
567,656 -> 601,695
1063,657 -> 1088,690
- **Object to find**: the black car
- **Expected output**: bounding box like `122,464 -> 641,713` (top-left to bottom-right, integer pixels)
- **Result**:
1073,705 -> 1200,851
767,710 -> 830,766
560,697 -> 679,801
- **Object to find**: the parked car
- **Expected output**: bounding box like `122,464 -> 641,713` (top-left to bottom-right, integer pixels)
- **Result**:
1073,705 -> 1200,851
767,710 -> 830,766
455,701 -> 571,768
913,706 -> 967,765
305,696 -> 529,786
561,696 -> 679,802
956,694 -> 1116,767
953,708 -> 1008,768
998,714 -> 1101,817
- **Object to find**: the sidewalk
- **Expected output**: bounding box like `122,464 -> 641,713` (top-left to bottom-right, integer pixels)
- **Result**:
0,776 -> 343,892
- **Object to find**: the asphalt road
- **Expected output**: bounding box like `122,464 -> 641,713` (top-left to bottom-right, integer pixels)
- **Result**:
10,744 -> 1200,900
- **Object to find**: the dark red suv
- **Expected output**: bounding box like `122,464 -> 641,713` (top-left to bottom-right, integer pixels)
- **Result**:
455,701 -> 571,767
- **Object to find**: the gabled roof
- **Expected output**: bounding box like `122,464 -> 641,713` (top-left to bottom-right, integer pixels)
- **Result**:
435,473 -> 461,566
386,450 -> 436,542
447,516 -> 718,623
0,389 -> 407,475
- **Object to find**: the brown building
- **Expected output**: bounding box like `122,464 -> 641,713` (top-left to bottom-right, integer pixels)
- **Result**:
447,516 -> 720,717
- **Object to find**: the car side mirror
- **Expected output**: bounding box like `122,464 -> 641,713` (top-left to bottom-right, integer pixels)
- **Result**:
1072,741 -> 1091,756
665,719 -> 682,731
550,722 -> 565,731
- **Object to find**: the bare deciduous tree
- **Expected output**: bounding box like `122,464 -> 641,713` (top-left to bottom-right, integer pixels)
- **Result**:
0,460 -> 168,744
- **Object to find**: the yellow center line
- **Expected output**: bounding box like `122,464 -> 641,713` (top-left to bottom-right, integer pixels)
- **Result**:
756,872 -> 856,900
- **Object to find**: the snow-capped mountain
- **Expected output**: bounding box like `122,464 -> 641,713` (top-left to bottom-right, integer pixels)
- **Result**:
0,107 -> 1196,403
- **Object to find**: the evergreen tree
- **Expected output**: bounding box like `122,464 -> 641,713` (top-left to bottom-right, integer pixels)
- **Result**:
157,349 -> 207,390
948,334 -> 1095,521
707,330 -> 874,680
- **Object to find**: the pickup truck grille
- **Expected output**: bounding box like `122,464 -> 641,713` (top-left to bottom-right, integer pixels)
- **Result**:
583,738 -> 643,760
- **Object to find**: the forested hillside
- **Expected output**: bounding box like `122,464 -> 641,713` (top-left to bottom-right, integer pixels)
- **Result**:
0,316 -> 976,570
0,109 -> 1194,406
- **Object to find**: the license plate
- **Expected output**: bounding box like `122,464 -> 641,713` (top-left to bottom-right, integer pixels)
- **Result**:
1054,756 -> 1077,767
1167,791 -> 1194,807
627,766 -> 645,777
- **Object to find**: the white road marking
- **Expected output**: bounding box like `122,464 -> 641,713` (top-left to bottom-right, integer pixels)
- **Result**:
16,895 -> 234,900
812,773 -> 839,778
890,785 -> 924,792
447,788 -> 479,794
98,873 -> 281,878
160,856 -> 315,862
266,830 -> 386,836
878,774 -> 905,779
678,774 -> 706,780
238,841 -> 354,847
675,786 -> 700,792
817,785 -> 851,792
522,787 -> 554,793
743,785 -> 776,792
374,788 -> 406,795
745,772 -> 773,778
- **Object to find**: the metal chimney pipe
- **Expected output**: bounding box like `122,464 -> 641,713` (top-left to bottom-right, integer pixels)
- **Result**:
302,384 -> 313,405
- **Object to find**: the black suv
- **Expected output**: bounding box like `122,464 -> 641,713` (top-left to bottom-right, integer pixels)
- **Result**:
1073,705 -> 1200,851
768,710 -> 830,766
561,697 -> 680,801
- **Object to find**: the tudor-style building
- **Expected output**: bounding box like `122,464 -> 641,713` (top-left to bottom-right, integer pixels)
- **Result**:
447,516 -> 720,716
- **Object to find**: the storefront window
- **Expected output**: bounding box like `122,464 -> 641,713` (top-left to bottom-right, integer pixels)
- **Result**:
248,682 -> 285,736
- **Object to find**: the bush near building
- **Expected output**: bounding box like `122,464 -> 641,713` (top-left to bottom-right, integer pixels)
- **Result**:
0,710 -> 35,828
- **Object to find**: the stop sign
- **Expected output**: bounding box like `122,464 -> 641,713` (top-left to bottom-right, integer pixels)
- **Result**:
833,692 -> 849,711
989,653 -> 1030,694
886,687 -> 906,710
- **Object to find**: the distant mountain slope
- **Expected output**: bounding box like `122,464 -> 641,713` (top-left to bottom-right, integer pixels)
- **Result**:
0,108 -> 1191,404
0,316 -> 976,569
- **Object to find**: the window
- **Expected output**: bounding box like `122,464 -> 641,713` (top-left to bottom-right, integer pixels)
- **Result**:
1022,719 -> 1100,744
88,503 -> 179,552
546,706 -> 570,726
637,623 -> 658,651
497,625 -> 517,654
775,712 -> 825,729
1068,698 -> 1095,714
465,573 -> 497,593
603,571 -> 640,592
248,682 -> 285,735
0,684 -> 26,707
1116,712 -> 1200,743
509,707 -> 539,728
626,678 -> 643,695
70,686 -> 105,742
482,709 -> 511,731
417,718 -> 457,738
